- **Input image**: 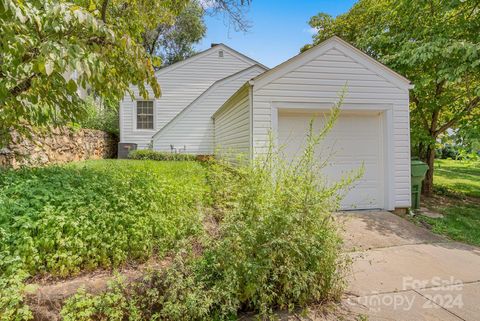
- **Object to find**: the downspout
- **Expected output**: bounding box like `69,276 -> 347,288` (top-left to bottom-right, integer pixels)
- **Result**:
212,117 -> 215,157
248,80 -> 254,160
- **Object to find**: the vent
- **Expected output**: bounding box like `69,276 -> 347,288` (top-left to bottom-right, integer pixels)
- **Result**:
218,50 -> 224,58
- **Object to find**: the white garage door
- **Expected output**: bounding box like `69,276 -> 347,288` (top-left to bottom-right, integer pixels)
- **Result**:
278,111 -> 384,210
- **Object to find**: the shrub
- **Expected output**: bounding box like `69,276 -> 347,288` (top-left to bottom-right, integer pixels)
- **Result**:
437,144 -> 459,159
61,100 -> 358,320
192,111 -> 358,318
77,98 -> 119,135
0,160 -> 206,279
0,160 -> 207,319
128,149 -> 197,162
0,273 -> 33,321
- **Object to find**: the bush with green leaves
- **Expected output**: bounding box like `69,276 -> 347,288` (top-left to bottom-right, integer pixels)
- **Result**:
0,160 -> 206,277
77,98 -> 120,135
129,149 -> 197,162
0,160 -> 207,319
61,103 -> 358,320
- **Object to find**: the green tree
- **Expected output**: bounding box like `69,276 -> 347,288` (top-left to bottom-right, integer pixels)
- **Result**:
142,0 -> 253,67
143,1 -> 206,66
305,0 -> 480,195
0,0 -> 186,143
0,0 -> 252,144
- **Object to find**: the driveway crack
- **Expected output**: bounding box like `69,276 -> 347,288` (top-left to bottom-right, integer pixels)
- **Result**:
413,289 -> 466,321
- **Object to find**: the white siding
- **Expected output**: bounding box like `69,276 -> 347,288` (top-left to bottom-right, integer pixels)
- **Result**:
120,46 -> 254,148
152,66 -> 265,154
252,44 -> 411,208
213,86 -> 251,160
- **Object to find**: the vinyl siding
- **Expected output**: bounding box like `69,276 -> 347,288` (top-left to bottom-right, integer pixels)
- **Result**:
213,86 -> 251,160
152,66 -> 265,155
120,46 -> 253,148
252,45 -> 411,208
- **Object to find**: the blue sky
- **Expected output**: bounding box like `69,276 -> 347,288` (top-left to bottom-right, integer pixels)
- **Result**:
196,0 -> 357,68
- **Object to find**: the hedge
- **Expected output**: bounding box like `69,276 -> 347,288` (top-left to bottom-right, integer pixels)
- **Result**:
128,149 -> 197,161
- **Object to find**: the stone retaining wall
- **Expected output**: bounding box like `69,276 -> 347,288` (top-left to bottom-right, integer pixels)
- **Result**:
0,127 -> 117,168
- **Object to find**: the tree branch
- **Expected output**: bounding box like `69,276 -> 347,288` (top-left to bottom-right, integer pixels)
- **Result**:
101,0 -> 109,23
9,74 -> 36,97
86,35 -> 114,46
430,109 -> 439,134
411,93 -> 430,129
435,96 -> 480,135
435,79 -> 445,97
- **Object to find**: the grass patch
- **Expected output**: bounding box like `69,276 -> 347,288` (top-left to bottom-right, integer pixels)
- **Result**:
416,196 -> 480,246
434,159 -> 480,198
416,159 -> 480,246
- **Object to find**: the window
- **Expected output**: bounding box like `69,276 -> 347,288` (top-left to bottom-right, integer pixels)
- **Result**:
136,100 -> 154,129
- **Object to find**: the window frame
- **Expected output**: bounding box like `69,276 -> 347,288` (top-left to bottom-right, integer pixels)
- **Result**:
135,100 -> 156,131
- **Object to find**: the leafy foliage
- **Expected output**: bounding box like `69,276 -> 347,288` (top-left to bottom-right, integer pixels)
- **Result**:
0,160 -> 207,321
128,149 -> 197,161
0,160 -> 206,319
0,272 -> 32,321
76,98 -> 119,135
0,0 -> 254,144
2,100 -> 354,319
143,1 -> 206,66
0,0 -> 182,142
0,160 -> 206,278
61,105 -> 355,320
305,0 -> 480,194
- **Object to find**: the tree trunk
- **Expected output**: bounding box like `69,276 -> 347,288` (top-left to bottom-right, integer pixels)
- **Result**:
422,145 -> 435,196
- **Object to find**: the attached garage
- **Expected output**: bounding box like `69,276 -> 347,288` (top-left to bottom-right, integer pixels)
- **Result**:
213,36 -> 412,211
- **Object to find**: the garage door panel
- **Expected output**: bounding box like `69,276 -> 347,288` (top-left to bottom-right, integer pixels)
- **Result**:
278,112 -> 384,210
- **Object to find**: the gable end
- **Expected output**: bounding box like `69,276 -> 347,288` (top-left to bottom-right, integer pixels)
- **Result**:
253,36 -> 411,91
155,44 -> 266,77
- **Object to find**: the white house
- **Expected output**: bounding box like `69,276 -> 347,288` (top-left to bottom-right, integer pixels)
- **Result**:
119,44 -> 267,151
120,36 -> 412,211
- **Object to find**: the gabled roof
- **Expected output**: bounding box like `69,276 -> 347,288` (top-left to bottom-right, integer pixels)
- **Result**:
155,44 -> 268,77
152,64 -> 268,140
252,36 -> 412,90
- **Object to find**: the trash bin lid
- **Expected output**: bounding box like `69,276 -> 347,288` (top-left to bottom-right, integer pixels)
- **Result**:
411,159 -> 426,166
411,159 -> 429,176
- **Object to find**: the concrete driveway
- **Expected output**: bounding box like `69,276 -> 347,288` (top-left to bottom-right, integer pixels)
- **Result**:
339,211 -> 480,321
241,211 -> 480,321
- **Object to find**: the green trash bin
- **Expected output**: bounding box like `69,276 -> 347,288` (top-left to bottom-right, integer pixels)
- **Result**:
411,159 -> 429,209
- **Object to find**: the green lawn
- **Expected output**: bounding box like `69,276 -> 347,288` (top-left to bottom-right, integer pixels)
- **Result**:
434,159 -> 480,198
417,159 -> 480,246
419,202 -> 480,245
